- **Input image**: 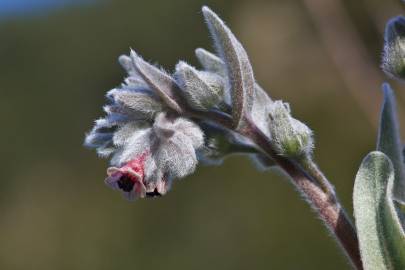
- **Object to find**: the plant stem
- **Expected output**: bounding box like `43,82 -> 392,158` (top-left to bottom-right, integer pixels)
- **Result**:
300,157 -> 337,197
191,109 -> 363,269
241,117 -> 363,270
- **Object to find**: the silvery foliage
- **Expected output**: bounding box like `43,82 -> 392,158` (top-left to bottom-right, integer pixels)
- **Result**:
353,85 -> 405,270
382,16 -> 405,80
85,6 -> 313,200
352,10 -> 405,267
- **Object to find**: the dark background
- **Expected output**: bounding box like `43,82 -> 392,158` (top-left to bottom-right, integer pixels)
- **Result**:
0,0 -> 404,269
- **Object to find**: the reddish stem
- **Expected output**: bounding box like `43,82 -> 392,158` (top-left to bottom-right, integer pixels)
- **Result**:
241,118 -> 363,270
190,109 -> 363,269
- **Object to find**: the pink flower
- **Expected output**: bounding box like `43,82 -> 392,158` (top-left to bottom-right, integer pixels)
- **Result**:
105,152 -> 170,200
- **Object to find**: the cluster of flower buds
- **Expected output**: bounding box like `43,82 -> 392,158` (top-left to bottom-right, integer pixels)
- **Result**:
85,6 -> 313,200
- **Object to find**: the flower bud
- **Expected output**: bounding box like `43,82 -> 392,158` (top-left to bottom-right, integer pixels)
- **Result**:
269,101 -> 313,158
174,61 -> 224,111
382,16 -> 405,80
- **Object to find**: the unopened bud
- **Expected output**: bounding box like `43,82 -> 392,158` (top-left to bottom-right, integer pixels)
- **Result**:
174,61 -> 224,111
382,16 -> 405,80
269,101 -> 313,158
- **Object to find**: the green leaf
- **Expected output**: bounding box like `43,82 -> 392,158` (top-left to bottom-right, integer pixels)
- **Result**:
377,83 -> 405,201
381,172 -> 405,270
202,6 -> 255,129
354,151 -> 392,270
354,151 -> 405,270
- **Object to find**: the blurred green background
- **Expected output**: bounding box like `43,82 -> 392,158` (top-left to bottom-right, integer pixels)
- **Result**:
1,0 -> 404,269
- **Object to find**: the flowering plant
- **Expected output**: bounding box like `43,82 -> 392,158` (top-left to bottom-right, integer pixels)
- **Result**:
85,6 -> 405,270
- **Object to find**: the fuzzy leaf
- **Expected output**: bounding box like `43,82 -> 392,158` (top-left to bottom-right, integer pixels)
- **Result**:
381,168 -> 405,269
195,48 -> 227,77
118,55 -> 137,76
195,48 -> 272,128
150,113 -> 204,179
354,151 -> 405,270
84,131 -> 113,149
109,89 -> 163,119
111,127 -> 152,166
170,116 -> 205,149
130,50 -> 183,113
113,121 -> 150,147
155,134 -> 198,179
103,103 -> 139,119
377,83 -> 405,201
251,84 -> 273,137
175,61 -> 224,111
123,77 -> 148,88
354,151 -> 392,270
152,113 -> 204,149
202,6 -> 254,129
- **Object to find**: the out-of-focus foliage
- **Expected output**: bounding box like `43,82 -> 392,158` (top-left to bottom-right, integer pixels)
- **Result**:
0,0 -> 404,269
353,86 -> 405,270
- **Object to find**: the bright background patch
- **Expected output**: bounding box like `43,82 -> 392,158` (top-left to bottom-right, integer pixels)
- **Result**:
0,0 -> 94,17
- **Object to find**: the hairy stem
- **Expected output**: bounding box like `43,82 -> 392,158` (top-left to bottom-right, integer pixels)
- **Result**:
241,118 -> 362,270
301,157 -> 337,198
190,108 -> 362,269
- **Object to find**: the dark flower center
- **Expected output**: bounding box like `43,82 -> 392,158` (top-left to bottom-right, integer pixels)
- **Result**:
146,189 -> 162,198
117,175 -> 135,192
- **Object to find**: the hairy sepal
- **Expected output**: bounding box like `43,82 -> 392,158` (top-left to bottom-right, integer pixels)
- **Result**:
130,50 -> 183,113
174,61 -> 224,111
